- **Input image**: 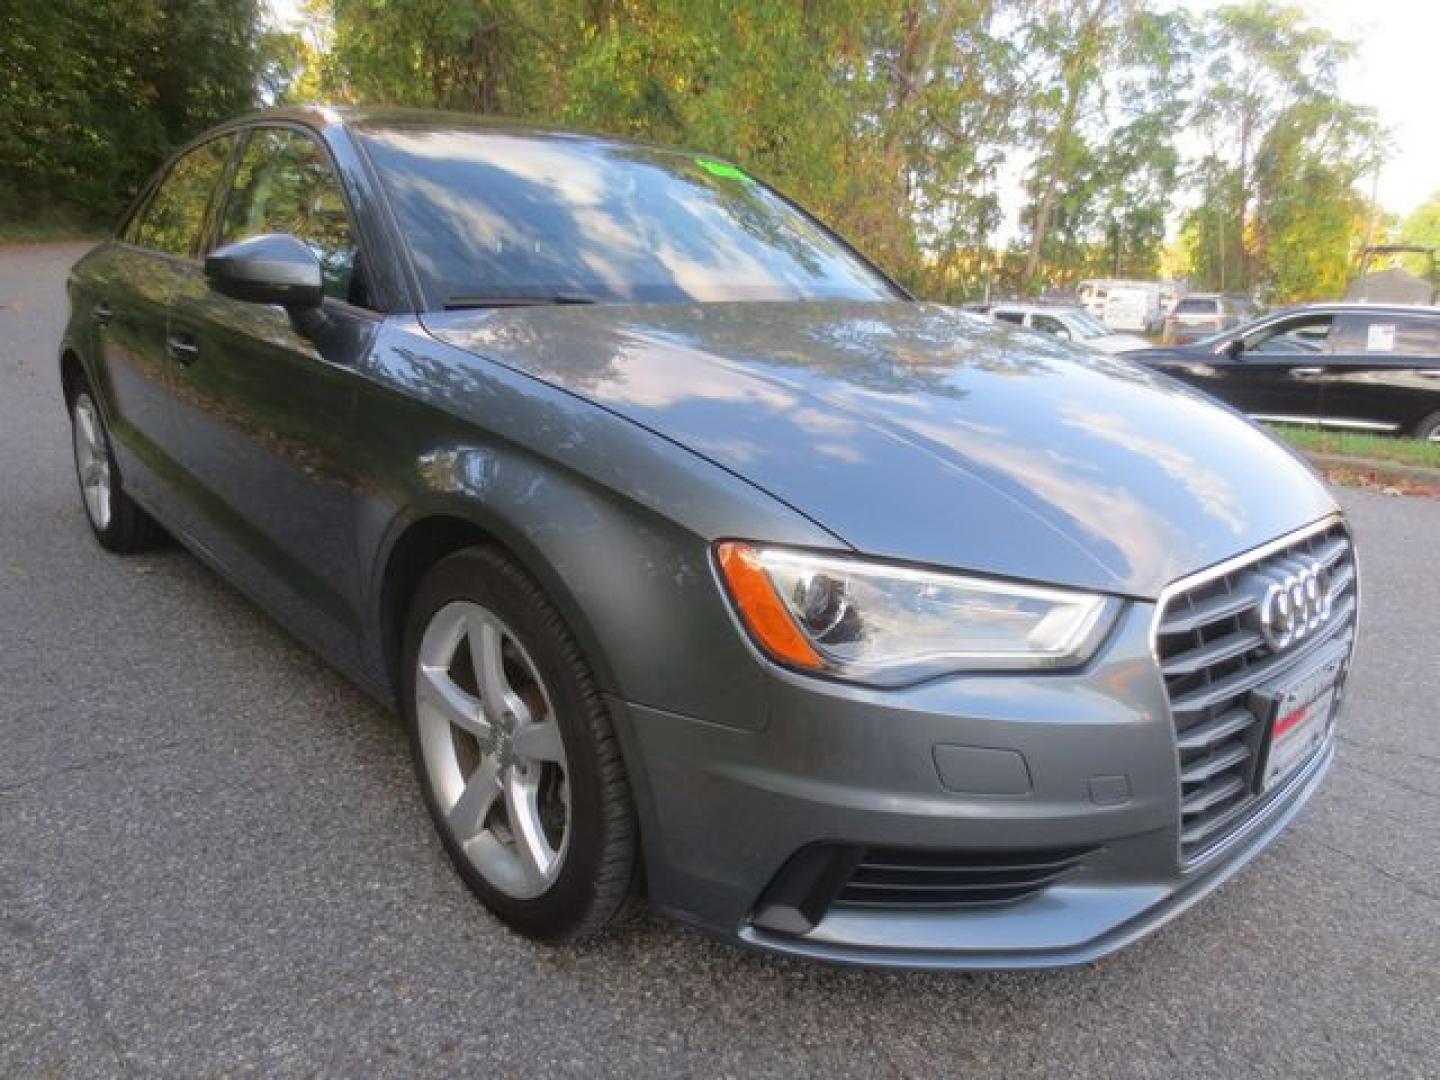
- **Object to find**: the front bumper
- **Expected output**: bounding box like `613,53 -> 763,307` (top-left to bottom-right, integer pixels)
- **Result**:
610,601 -> 1338,970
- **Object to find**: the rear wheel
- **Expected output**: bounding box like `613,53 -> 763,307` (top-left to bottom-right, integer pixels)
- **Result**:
1412,411 -> 1440,443
401,546 -> 641,941
69,385 -> 163,552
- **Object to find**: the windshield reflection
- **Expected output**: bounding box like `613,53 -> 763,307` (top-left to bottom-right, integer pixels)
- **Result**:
360,126 -> 899,306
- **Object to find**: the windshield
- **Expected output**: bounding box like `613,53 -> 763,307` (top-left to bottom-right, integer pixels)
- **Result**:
359,126 -> 900,307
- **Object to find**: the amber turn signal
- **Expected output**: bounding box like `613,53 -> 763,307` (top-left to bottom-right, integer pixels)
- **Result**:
714,542 -> 825,671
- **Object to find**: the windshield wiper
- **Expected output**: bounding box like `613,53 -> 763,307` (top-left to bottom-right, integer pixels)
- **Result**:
444,293 -> 598,310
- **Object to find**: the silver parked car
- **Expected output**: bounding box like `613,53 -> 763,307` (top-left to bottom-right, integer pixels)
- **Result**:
60,107 -> 1358,969
1164,293 -> 1257,343
988,302 -> 1151,353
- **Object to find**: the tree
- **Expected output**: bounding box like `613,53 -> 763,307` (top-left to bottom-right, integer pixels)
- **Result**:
0,0 -> 261,221
1183,2 -> 1381,299
1015,3 -> 1191,287
1397,190 -> 1440,278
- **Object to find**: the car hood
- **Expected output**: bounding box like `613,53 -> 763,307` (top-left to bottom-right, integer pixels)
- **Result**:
423,301 -> 1336,598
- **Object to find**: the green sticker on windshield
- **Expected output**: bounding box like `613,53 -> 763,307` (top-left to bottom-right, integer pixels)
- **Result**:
696,157 -> 749,181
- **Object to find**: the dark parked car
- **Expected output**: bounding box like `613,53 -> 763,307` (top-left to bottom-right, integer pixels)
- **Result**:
60,107 -> 1358,969
1162,293 -> 1256,344
1128,304 -> 1440,441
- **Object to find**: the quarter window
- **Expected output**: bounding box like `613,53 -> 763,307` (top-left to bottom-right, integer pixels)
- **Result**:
219,128 -> 364,306
131,136 -> 235,257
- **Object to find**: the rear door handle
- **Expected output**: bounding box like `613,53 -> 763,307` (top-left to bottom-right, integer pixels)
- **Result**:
166,333 -> 200,366
91,302 -> 112,326
1292,367 -> 1323,377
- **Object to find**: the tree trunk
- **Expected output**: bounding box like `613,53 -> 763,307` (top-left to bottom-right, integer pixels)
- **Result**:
1022,0 -> 1111,288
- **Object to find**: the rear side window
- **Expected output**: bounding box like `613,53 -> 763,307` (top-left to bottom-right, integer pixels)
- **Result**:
1032,314 -> 1067,336
1331,314 -> 1440,357
130,136 -> 235,257
219,128 -> 362,304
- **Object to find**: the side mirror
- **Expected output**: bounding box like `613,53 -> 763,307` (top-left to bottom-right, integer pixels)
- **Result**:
1054,326 -> 1072,342
205,233 -> 323,311
1221,337 -> 1245,361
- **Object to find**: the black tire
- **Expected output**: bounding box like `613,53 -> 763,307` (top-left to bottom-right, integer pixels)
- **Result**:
68,380 -> 164,553
1412,410 -> 1440,443
401,546 -> 642,941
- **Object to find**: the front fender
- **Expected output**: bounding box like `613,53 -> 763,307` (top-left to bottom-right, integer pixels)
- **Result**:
350,322 -> 843,730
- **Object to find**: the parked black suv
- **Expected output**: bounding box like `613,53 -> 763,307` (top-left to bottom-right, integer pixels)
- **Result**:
1126,303 -> 1440,441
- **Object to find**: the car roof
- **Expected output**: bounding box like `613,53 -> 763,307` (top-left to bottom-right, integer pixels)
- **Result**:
1265,301 -> 1440,318
233,104 -> 698,158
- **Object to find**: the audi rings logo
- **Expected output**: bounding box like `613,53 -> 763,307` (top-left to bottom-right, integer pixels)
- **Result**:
1258,560 -> 1333,651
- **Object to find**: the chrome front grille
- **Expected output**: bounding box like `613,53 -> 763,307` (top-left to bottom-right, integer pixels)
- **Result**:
1154,521 -> 1357,863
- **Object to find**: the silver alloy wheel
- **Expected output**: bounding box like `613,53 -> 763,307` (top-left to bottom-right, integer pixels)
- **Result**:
416,600 -> 570,899
72,393 -> 112,530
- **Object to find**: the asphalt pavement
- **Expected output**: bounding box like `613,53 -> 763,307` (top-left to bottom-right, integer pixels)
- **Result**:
2,243 -> 1437,1078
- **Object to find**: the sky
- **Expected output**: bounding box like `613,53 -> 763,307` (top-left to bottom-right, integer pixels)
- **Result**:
1180,0 -> 1438,218
265,0 -> 1438,220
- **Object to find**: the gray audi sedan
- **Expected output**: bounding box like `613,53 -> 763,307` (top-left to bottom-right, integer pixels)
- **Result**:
60,107 -> 1358,969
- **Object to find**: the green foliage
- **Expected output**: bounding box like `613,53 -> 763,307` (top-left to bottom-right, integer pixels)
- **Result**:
1401,192 -> 1440,251
1397,191 -> 1440,278
0,0 -> 261,224
1181,2 -> 1382,302
1014,3 -> 1193,289
4,0 -> 1388,303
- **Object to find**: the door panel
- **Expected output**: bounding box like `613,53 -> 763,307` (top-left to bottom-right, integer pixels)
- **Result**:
1147,348 -> 1322,422
81,134 -> 237,508
1221,353 -> 1324,421
152,124 -> 378,669
164,269 -> 373,668
1317,314 -> 1440,433
1203,313 -> 1335,422
78,245 -> 185,503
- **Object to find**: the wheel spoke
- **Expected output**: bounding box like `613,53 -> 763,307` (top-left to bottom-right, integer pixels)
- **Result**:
77,405 -> 100,456
417,665 -> 489,738
511,719 -> 564,765
469,617 -> 532,726
417,599 -> 570,901
504,771 -> 553,887
448,757 -> 501,841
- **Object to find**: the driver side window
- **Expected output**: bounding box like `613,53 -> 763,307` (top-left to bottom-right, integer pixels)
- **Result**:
1248,314 -> 1333,355
218,127 -> 370,308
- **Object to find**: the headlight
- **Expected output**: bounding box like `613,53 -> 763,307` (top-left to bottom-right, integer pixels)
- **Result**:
714,542 -> 1119,686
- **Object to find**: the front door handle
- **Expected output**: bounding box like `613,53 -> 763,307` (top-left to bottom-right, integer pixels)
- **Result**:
1292,367 -> 1323,377
166,333 -> 200,366
91,302 -> 112,326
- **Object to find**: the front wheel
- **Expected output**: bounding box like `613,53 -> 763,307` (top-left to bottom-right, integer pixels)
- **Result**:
401,546 -> 641,941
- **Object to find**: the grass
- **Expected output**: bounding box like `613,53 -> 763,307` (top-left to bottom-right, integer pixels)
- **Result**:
1267,423 -> 1440,470
0,217 -> 107,245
